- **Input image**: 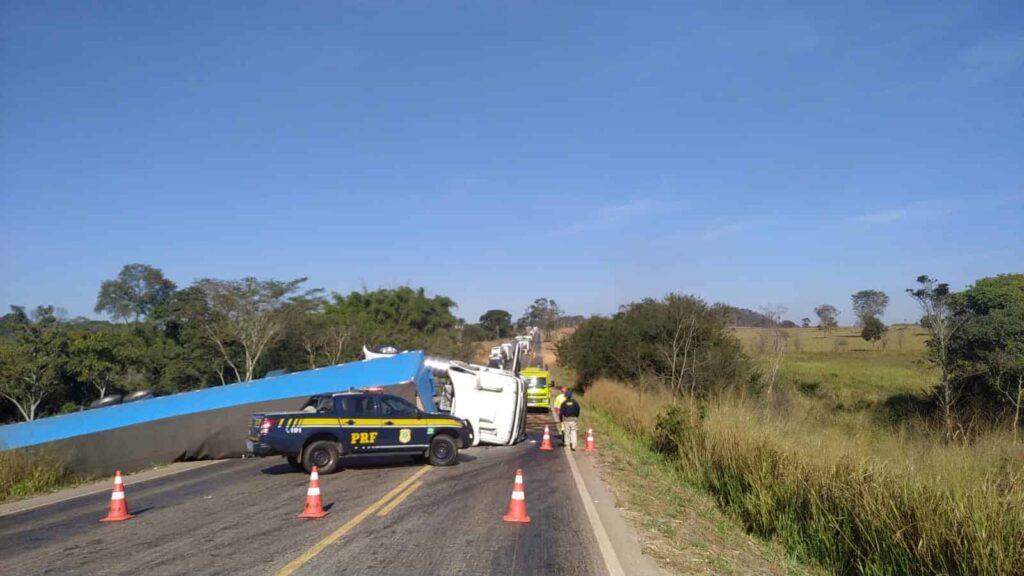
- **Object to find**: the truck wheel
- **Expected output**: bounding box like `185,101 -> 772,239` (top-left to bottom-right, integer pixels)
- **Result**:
286,455 -> 303,471
303,440 -> 341,474
428,435 -> 458,466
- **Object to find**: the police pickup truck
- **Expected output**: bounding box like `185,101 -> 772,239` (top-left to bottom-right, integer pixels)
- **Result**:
247,389 -> 473,474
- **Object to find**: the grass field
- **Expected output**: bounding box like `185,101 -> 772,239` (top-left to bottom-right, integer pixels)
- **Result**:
563,324 -> 1023,575
734,326 -> 937,407
733,325 -> 930,355
582,379 -> 1024,576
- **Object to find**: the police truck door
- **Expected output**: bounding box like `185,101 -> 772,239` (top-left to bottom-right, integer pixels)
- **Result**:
378,395 -> 429,451
335,395 -> 383,453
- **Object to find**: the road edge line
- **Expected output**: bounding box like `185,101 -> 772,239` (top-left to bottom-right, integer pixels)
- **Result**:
275,465 -> 431,576
564,447 -> 627,576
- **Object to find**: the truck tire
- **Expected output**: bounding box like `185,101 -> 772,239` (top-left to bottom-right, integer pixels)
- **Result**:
428,435 -> 458,466
302,440 -> 341,474
286,455 -> 303,471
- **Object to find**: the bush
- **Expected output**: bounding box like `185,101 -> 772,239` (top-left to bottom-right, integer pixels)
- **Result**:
557,294 -> 751,396
652,404 -> 704,457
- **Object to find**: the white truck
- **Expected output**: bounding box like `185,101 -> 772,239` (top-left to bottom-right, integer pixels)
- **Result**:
425,358 -> 527,446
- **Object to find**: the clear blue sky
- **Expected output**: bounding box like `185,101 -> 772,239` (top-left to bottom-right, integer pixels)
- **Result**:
2,1 -> 1022,324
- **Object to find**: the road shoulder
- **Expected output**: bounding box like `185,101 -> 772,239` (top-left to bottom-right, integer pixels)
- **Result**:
0,458 -> 229,518
568,445 -> 667,576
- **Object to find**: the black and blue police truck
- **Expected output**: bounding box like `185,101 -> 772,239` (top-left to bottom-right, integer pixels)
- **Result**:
247,389 -> 473,474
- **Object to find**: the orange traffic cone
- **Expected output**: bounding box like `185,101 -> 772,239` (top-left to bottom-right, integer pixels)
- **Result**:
539,425 -> 554,451
298,466 -> 329,519
585,428 -> 597,452
100,470 -> 134,522
503,468 -> 531,523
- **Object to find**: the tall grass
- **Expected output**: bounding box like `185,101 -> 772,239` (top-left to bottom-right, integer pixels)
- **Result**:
0,448 -> 74,502
585,379 -> 1024,576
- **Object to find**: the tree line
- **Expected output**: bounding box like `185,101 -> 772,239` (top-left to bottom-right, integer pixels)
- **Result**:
557,273 -> 1024,440
0,263 -> 564,423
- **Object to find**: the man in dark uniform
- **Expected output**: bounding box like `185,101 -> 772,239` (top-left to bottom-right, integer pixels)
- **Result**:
559,391 -> 581,450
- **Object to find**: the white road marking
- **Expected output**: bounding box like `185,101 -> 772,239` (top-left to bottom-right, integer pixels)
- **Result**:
564,447 -> 626,576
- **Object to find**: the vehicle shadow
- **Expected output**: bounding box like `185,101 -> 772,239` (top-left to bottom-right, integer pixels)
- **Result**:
260,452 -> 478,475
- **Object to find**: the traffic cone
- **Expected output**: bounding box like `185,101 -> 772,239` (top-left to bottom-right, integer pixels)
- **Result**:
585,428 -> 597,452
503,468 -> 530,523
539,425 -> 554,451
298,466 -> 329,519
100,470 -> 134,522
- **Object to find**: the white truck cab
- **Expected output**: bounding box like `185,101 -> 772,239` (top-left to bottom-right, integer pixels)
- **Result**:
425,359 -> 526,446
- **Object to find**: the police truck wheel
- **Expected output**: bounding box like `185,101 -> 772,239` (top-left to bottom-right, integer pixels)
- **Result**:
428,435 -> 458,466
303,440 -> 341,474
286,455 -> 303,471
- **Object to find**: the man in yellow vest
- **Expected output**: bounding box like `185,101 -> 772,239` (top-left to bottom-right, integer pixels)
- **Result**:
553,387 -> 568,442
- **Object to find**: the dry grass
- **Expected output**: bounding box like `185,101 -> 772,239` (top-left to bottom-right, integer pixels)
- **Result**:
0,447 -> 75,503
585,379 -> 1024,576
582,400 -> 821,575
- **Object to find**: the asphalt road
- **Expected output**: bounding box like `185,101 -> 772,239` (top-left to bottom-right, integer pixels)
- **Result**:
0,411 -> 607,576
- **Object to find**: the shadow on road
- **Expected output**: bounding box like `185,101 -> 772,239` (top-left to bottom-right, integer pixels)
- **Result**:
259,451 -> 479,475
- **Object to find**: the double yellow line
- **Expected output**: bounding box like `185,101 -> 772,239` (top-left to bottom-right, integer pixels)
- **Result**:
275,466 -> 431,576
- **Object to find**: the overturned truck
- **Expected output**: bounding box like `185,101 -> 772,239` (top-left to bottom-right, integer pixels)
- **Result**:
0,351 -> 527,475
426,359 -> 527,446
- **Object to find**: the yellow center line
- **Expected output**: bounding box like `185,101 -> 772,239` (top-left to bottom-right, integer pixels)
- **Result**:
375,480 -> 423,517
275,466 -> 431,576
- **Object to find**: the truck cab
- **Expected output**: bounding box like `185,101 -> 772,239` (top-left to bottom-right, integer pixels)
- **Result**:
247,390 -> 472,474
519,367 -> 553,410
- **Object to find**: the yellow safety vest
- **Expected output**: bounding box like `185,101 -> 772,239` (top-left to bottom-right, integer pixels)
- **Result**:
554,393 -> 567,409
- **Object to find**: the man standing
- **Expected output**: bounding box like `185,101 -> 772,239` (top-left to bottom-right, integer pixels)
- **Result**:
553,387 -> 568,440
559,391 -> 581,451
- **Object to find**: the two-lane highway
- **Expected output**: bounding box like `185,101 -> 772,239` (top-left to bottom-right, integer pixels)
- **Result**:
0,412 -> 607,576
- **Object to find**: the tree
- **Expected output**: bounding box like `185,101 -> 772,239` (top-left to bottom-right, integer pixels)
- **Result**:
191,277 -> 322,383
148,288 -> 233,391
299,315 -> 355,369
556,294 -> 748,397
861,316 -> 888,346
907,275 -> 964,441
459,323 -> 489,343
95,263 -> 177,323
67,327 -> 146,398
325,287 -> 460,356
479,309 -> 513,339
814,305 -> 840,335
518,298 -> 562,331
851,290 -> 890,325
0,306 -> 68,421
801,318 -> 811,328
947,274 -> 1024,441
758,306 -> 789,396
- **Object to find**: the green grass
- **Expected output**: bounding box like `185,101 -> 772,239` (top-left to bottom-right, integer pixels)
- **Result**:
735,326 -> 930,355
0,447 -> 76,503
781,351 -> 936,405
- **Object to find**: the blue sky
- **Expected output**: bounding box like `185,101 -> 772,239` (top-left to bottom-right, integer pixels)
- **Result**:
1,1 -> 1022,324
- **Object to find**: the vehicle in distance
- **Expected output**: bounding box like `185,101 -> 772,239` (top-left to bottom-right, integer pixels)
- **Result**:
519,367 -> 552,410
247,390 -> 473,474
